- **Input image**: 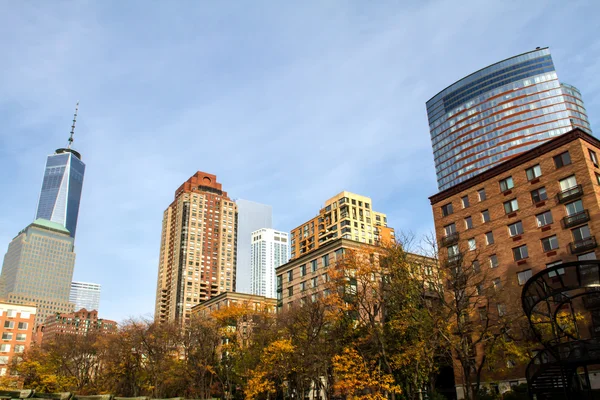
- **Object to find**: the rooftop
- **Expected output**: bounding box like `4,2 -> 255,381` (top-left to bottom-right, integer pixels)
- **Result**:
31,219 -> 70,235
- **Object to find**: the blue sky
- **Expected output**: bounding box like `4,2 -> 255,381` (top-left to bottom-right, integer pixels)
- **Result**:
1,1 -> 599,322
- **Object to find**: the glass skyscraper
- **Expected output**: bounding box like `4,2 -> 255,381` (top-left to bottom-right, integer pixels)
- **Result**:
35,148 -> 85,238
235,199 -> 273,293
427,47 -> 591,191
70,281 -> 101,311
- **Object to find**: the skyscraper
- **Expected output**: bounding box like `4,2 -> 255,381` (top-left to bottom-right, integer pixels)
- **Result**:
235,199 -> 273,293
155,171 -> 238,325
426,47 -> 591,191
35,104 -> 85,238
0,219 -> 75,326
70,281 -> 101,311
251,228 -> 289,298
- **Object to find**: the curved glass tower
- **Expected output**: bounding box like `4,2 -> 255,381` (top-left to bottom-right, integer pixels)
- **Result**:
427,48 -> 591,191
35,148 -> 85,238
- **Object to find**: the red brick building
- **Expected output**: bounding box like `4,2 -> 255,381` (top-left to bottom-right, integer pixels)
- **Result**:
155,172 -> 238,326
37,308 -> 116,344
430,128 -> 600,396
0,302 -> 36,376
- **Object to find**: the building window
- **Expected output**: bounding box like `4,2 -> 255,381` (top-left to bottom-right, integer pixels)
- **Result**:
461,196 -> 470,208
0,345 -> 10,353
536,211 -> 553,227
547,261 -> 564,277
472,260 -> 481,273
485,232 -> 494,245
465,216 -> 473,230
481,210 -> 490,223
478,188 -> 486,201
0,357 -> 7,365
572,225 -> 591,241
513,245 -> 529,261
526,164 -> 542,181
590,149 -> 599,167
517,269 -> 533,285
448,244 -> 459,259
578,252 -> 597,261
1,333 -> 11,341
15,334 -> 26,342
478,307 -> 487,321
468,238 -> 476,251
499,177 -> 514,192
504,199 -> 519,214
288,287 -> 293,297
492,278 -> 502,290
441,203 -> 453,217
3,322 -> 13,329
311,260 -> 318,272
541,235 -> 559,252
322,255 -> 329,267
300,281 -> 306,292
300,265 -> 306,277
559,175 -> 578,191
444,223 -> 456,235
531,187 -> 548,203
565,200 -> 584,216
287,270 -> 293,282
497,304 -> 507,317
489,254 -> 498,269
508,221 -> 524,237
311,277 -> 318,288
554,151 -> 571,168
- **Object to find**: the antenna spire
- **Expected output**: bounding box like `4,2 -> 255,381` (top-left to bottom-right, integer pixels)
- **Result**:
67,102 -> 79,149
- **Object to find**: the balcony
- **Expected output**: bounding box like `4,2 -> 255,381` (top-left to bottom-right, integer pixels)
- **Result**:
569,236 -> 597,254
440,232 -> 459,247
557,184 -> 583,203
562,210 -> 590,228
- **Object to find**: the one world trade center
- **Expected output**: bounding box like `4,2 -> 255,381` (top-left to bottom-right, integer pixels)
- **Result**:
35,103 -> 85,238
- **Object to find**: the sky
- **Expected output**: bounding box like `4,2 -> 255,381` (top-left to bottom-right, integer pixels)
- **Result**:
1,0 -> 599,322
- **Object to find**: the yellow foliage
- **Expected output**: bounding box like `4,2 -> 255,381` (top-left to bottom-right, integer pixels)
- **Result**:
332,347 -> 401,400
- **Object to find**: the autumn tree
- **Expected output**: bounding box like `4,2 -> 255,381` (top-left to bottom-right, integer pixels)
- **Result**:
332,347 -> 401,400
325,240 -> 445,400
423,235 -> 535,400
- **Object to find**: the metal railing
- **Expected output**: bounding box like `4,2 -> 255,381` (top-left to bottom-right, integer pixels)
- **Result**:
569,236 -> 597,254
562,210 -> 590,228
557,185 -> 584,203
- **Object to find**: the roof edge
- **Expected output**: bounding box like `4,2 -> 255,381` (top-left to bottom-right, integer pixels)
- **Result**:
426,47 -> 549,106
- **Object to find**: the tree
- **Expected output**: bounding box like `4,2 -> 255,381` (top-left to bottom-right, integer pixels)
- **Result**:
332,347 -> 401,400
423,235 -> 534,400
325,241 -> 445,400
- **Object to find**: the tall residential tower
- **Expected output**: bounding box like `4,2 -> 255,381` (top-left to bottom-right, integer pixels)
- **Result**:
289,191 -> 394,260
251,228 -> 288,298
155,172 -> 238,326
426,47 -> 591,191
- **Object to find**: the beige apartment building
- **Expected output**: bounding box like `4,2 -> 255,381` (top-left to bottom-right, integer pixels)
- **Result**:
155,172 -> 238,326
192,291 -> 277,317
289,191 -> 394,260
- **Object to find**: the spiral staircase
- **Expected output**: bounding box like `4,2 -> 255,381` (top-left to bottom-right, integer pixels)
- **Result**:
522,260 -> 600,399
